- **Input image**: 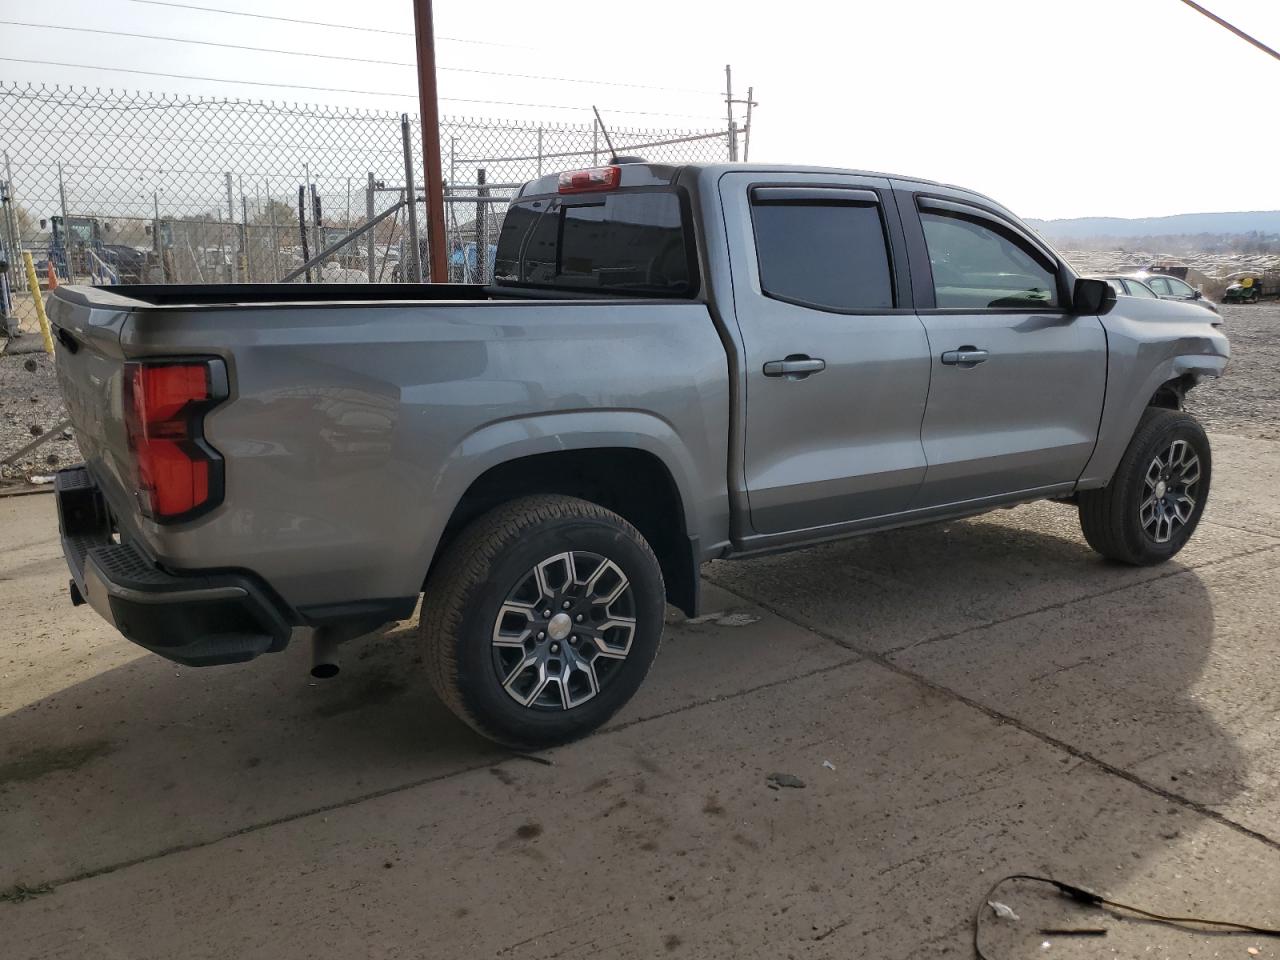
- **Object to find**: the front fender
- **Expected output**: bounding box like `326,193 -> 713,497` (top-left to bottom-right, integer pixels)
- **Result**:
1078,324 -> 1228,489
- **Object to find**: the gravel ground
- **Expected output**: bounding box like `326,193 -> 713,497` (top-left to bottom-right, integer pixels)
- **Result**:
1185,302 -> 1280,441
0,299 -> 1272,477
0,352 -> 79,482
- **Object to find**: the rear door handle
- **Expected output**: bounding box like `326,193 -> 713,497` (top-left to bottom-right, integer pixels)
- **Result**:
763,356 -> 826,379
940,347 -> 989,367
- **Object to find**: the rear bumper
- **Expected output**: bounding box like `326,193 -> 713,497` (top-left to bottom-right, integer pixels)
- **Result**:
56,466 -> 294,666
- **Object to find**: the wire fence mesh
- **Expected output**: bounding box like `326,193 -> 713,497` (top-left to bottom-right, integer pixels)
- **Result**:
0,81 -> 732,291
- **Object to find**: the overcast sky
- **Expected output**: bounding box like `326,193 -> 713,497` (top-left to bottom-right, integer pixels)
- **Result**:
4,0 -> 1278,219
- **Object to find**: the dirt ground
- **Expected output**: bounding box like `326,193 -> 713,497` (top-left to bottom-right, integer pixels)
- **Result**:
1,305 -> 1278,959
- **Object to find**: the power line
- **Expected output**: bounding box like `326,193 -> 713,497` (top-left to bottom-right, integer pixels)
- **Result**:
1176,0 -> 1280,62
0,58 -> 725,121
124,0 -> 514,46
0,20 -> 718,95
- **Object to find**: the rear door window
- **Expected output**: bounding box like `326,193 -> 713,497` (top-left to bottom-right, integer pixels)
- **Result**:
494,191 -> 694,296
750,191 -> 894,312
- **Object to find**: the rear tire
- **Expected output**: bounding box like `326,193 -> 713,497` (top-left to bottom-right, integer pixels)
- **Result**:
1078,408 -> 1211,565
421,495 -> 665,749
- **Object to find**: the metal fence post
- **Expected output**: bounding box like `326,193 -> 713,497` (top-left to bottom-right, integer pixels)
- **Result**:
366,172 -> 376,281
537,127 -> 544,176
476,167 -> 488,284
2,151 -> 23,294
224,172 -> 238,282
1,159 -> 23,294
266,179 -> 280,282
57,162 -> 70,280
241,193 -> 252,282
297,184 -> 311,283
401,113 -> 422,283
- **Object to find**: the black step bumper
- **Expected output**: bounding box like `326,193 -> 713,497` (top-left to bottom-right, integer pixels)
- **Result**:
55,466 -> 293,666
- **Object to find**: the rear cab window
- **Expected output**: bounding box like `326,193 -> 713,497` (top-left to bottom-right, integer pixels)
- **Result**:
494,188 -> 697,297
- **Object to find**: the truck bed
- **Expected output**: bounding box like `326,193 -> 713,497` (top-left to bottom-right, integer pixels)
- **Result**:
46,283 -> 731,626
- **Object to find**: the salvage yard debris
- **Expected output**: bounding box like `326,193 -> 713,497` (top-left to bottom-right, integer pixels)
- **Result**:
766,772 -> 806,789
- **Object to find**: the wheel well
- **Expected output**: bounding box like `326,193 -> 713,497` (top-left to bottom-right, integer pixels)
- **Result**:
429,449 -> 698,616
1150,374 -> 1197,410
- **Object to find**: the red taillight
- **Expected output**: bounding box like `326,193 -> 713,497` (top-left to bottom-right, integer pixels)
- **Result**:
557,165 -> 621,194
123,360 -> 226,522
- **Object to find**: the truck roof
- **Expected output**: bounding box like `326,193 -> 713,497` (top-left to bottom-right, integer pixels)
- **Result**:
516,162 -> 1010,217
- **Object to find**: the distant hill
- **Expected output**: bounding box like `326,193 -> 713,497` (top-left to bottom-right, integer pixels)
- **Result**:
1026,211 -> 1280,240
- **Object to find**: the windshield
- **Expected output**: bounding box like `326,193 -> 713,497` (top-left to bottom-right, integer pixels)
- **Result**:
493,190 -> 696,297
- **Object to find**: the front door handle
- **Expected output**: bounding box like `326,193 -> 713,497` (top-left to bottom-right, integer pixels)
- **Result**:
763,355 -> 826,379
941,347 -> 989,368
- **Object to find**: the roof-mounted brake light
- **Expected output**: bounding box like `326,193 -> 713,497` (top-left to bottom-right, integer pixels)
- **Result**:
558,166 -> 621,194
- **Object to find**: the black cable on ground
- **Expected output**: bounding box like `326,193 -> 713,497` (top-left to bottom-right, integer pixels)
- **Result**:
975,873 -> 1280,959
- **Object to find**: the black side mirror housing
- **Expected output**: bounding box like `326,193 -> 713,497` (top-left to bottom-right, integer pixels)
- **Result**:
1073,277 -> 1116,315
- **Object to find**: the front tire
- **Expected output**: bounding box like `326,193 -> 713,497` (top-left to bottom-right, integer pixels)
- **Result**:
421,495 -> 665,749
1078,408 -> 1211,565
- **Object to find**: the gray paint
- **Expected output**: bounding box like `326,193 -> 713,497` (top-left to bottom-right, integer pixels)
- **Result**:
48,161 -> 1229,628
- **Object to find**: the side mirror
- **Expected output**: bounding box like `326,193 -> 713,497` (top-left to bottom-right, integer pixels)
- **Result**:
1192,289 -> 1203,299
39,218 -> 47,230
1073,277 -> 1116,315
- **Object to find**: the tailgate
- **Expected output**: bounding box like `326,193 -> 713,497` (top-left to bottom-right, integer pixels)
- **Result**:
46,286 -> 141,531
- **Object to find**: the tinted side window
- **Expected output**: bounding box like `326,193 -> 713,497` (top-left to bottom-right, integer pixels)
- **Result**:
751,201 -> 894,311
920,211 -> 1060,309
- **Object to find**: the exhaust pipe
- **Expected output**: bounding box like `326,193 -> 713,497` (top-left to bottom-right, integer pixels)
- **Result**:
310,629 -> 341,679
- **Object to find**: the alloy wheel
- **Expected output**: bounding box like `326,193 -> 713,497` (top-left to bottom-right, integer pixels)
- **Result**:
490,551 -> 637,710
1140,439 -> 1202,544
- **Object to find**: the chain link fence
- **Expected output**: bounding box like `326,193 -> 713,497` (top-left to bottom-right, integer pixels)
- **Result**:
0,81 -> 732,297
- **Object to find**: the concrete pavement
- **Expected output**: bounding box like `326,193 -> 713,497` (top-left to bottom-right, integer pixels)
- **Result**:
2,433 -> 1279,959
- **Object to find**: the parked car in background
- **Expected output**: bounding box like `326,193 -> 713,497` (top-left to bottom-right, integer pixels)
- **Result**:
1124,272 -> 1218,313
1102,276 -> 1159,299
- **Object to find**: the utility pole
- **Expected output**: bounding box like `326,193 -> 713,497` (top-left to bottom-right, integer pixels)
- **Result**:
724,69 -> 758,164
412,0 -> 449,283
724,64 -> 737,161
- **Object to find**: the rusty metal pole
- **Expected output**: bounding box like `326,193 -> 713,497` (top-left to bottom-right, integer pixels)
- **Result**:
412,0 -> 449,284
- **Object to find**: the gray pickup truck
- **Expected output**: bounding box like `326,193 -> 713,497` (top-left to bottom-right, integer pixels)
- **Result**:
48,161 -> 1228,748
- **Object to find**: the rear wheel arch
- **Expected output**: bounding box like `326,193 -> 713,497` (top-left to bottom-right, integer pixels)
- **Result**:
428,447 -> 699,617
